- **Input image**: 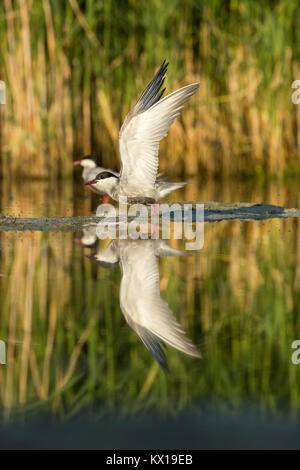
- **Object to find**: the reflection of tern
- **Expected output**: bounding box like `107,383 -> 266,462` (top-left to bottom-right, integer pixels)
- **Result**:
87,239 -> 119,268
74,224 -> 98,247
89,239 -> 201,371
85,61 -> 199,203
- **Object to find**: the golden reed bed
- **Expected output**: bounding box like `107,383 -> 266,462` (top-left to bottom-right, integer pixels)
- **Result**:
0,1 -> 300,179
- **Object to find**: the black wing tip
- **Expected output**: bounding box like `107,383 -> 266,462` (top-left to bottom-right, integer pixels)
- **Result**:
154,347 -> 169,374
159,359 -> 169,374
161,59 -> 169,68
152,87 -> 166,107
158,60 -> 169,77
139,328 -> 169,373
137,60 -> 169,112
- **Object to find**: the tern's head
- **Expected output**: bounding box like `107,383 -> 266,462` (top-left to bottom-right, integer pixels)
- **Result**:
85,242 -> 119,267
74,234 -> 98,248
73,154 -> 98,168
84,171 -> 119,193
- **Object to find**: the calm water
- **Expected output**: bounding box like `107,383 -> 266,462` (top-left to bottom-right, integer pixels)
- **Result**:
0,178 -> 300,444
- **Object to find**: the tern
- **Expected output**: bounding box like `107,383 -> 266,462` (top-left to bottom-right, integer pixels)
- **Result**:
88,238 -> 201,371
85,61 -> 199,203
74,224 -> 98,248
73,154 -> 119,196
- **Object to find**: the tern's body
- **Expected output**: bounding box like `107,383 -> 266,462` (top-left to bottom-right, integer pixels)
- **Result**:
90,239 -> 201,370
85,61 -> 199,203
89,174 -> 187,204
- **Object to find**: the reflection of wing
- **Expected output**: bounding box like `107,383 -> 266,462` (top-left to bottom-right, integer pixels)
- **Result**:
154,240 -> 187,258
119,61 -> 199,193
119,241 -> 201,371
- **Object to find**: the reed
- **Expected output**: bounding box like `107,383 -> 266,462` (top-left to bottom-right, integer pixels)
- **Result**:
0,0 -> 300,179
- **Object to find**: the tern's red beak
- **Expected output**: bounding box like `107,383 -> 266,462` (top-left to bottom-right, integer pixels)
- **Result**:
84,180 -> 97,186
74,238 -> 82,244
73,160 -> 82,165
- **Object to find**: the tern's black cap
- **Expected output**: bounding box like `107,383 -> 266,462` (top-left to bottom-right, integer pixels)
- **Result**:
82,154 -> 98,163
95,171 -> 118,180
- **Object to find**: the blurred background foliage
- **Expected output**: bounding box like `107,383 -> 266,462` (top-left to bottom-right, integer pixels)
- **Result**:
0,0 -> 300,179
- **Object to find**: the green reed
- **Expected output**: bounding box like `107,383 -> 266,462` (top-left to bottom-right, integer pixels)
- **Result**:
1,0 -> 300,178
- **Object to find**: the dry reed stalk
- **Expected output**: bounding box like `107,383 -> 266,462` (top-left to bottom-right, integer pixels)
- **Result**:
29,349 -> 46,399
3,265 -> 19,419
83,88 -> 92,155
42,0 -> 56,65
97,89 -> 119,154
56,316 -> 97,391
19,242 -> 35,404
19,0 -> 35,141
68,0 -> 103,53
41,298 -> 57,398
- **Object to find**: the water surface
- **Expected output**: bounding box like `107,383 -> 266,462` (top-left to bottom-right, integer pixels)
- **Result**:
0,178 -> 300,425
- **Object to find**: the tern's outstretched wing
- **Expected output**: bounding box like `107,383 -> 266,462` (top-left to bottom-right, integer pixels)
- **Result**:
119,62 -> 199,193
119,241 -> 201,370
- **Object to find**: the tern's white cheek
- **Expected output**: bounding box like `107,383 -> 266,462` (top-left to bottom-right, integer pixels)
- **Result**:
82,236 -> 97,246
96,177 -> 118,195
93,181 -> 105,191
